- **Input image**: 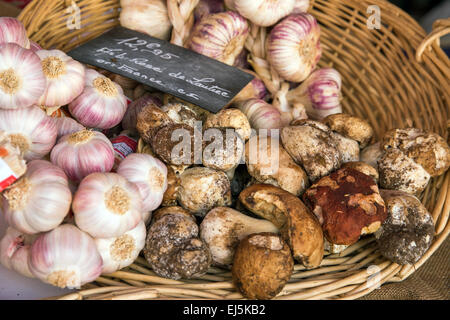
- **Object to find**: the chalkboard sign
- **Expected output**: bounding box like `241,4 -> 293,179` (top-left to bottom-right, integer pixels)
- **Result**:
68,26 -> 254,113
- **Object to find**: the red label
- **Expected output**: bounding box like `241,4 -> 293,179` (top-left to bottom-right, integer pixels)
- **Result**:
0,175 -> 17,192
111,135 -> 138,159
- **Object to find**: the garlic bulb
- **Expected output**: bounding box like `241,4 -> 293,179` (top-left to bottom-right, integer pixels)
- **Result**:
187,11 -> 249,66
194,0 -> 225,22
122,93 -> 162,131
54,117 -> 86,140
29,41 -> 42,53
0,106 -> 57,161
238,99 -> 282,131
0,17 -> 30,49
287,68 -> 342,120
2,160 -> 72,234
0,43 -> 46,109
234,0 -> 295,26
95,220 -> 146,274
120,0 -> 173,40
36,49 -> 85,107
233,70 -> 267,102
233,49 -> 250,69
69,69 -> 128,130
0,227 -> 36,278
267,13 -> 322,82
224,0 -> 236,10
73,172 -> 143,238
293,0 -> 310,13
50,129 -> 115,182
28,224 -> 103,289
117,153 -> 168,213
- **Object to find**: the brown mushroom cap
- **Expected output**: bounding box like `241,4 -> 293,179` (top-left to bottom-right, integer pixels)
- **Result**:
232,233 -> 293,300
378,148 -> 430,195
161,166 -> 180,207
162,103 -> 203,128
136,104 -> 173,144
331,132 -> 360,163
281,120 -> 341,182
239,184 -> 324,268
178,167 -> 232,216
245,135 -> 309,196
323,113 -> 374,148
302,167 -> 387,246
204,108 -> 252,141
342,161 -> 379,183
381,128 -> 450,177
376,190 -> 434,265
360,142 -> 383,170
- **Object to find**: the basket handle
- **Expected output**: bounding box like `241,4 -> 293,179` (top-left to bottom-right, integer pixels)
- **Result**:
416,18 -> 450,63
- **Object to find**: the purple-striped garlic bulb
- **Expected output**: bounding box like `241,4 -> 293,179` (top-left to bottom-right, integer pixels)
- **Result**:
186,11 -> 249,66
69,69 -> 127,130
234,0 -> 295,26
194,0 -> 225,22
287,68 -> 342,120
0,17 -> 30,49
233,48 -> 250,69
73,173 -> 143,238
267,13 -> 322,82
36,49 -> 85,107
29,41 -> 42,52
122,93 -> 163,131
50,129 -> 115,182
54,117 -> 86,140
233,70 -> 267,102
293,0 -> 310,13
238,99 -> 282,131
0,43 -> 46,109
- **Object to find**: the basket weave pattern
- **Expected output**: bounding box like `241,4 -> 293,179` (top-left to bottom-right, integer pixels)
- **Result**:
18,0 -> 450,300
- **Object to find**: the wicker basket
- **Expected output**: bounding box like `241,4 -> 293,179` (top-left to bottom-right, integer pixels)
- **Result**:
18,0 -> 450,300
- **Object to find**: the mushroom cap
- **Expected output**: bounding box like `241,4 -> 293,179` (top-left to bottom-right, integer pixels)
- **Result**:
331,132 -> 360,163
239,184 -> 324,268
161,103 -> 203,128
378,148 -> 430,195
323,113 -> 374,148
342,161 -> 379,183
178,167 -> 232,216
381,128 -> 450,177
245,135 -> 309,196
144,212 -> 211,280
232,233 -> 293,300
202,127 -> 244,172
376,190 -> 434,265
200,207 -> 278,267
360,142 -> 383,170
204,108 -> 252,141
302,167 -> 387,246
136,104 -> 173,144
281,120 -> 341,182
161,166 -> 180,207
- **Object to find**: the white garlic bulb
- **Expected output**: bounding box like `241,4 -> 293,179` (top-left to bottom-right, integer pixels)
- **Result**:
0,43 -> 46,109
73,172 -> 143,238
293,0 -> 310,13
120,0 -> 173,40
0,106 -> 57,161
286,68 -> 342,120
36,49 -> 85,107
2,160 -> 72,234
69,69 -> 128,130
117,153 -> 168,214
267,13 -> 322,82
0,227 -> 36,278
50,129 -> 115,182
54,117 -> 86,140
0,17 -> 30,49
187,11 -> 249,66
238,99 -> 282,131
29,41 -> 42,53
28,224 -> 103,289
95,220 -> 146,274
234,0 -> 295,26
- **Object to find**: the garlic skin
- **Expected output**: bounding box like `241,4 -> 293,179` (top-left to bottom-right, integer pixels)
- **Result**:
0,227 -> 36,278
2,160 -> 72,235
94,220 -> 146,274
0,43 -> 46,109
224,0 -> 236,10
36,50 -> 85,107
69,69 -> 128,130
267,13 -> 322,83
54,117 -> 86,140
234,0 -> 295,26
51,129 -> 115,182
73,172 -> 143,238
293,0 -> 310,13
287,68 -> 342,120
122,93 -> 162,131
28,224 -> 103,289
120,0 -> 172,40
0,17 -> 30,49
117,153 -> 168,214
29,41 -> 42,53
238,99 -> 282,131
233,70 -> 267,102
194,0 -> 225,22
187,11 -> 249,66
0,106 -> 57,161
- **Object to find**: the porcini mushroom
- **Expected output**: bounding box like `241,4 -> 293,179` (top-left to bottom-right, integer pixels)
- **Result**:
341,161 -> 379,183
204,108 -> 252,141
360,142 -> 383,169
323,113 -> 374,148
200,207 -> 279,267
136,103 -> 173,145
